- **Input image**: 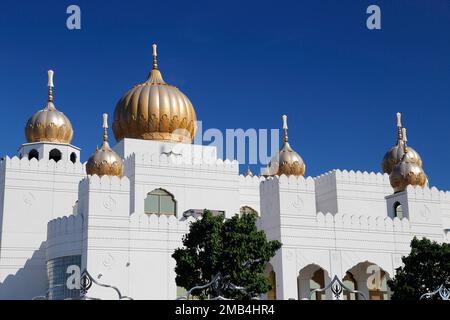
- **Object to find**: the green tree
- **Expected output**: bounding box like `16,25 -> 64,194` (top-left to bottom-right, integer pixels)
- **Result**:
172,210 -> 281,300
388,237 -> 450,300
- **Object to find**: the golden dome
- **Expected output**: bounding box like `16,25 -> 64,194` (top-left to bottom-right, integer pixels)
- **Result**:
382,113 -> 422,174
86,114 -> 124,177
389,129 -> 427,193
112,44 -> 197,143
266,115 -> 306,177
25,70 -> 74,144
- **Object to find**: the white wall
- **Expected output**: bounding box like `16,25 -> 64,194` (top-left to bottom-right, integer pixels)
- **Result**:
0,156 -> 85,299
78,175 -> 194,300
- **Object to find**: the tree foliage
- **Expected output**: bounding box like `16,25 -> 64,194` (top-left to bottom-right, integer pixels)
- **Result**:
388,237 -> 450,300
172,210 -> 282,299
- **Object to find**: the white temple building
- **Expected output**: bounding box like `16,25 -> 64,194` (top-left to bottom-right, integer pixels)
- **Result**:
0,45 -> 449,300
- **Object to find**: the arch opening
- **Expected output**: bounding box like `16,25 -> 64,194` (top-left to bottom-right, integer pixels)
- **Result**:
394,202 -> 403,219
28,149 -> 39,160
49,149 -> 62,162
297,264 -> 330,300
70,152 -> 77,163
346,261 -> 392,300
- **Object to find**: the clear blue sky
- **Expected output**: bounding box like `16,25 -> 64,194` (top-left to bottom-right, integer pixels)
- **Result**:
0,0 -> 449,190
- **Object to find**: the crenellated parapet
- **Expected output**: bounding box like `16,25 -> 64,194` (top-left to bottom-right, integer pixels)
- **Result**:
128,213 -> 197,232
130,152 -> 239,173
78,175 -> 131,220
238,173 -> 266,185
79,174 -> 130,192
315,169 -> 392,217
46,214 -> 83,260
3,156 -> 85,174
238,174 -> 266,216
315,211 -> 411,232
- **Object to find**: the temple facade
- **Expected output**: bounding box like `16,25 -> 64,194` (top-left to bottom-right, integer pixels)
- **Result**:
0,45 -> 448,300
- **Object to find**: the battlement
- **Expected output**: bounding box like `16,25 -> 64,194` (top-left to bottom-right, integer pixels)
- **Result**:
260,175 -> 315,192
47,214 -> 83,238
79,175 -> 130,192
314,169 -> 390,187
123,152 -> 239,173
315,211 -> 411,232
405,185 -> 441,201
1,156 -> 85,174
128,213 -> 198,231
238,174 -> 266,186
46,214 -> 83,260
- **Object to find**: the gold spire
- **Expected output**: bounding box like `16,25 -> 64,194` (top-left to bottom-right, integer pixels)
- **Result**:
152,43 -> 158,70
282,114 -> 288,143
103,113 -> 108,143
147,43 -> 165,84
402,127 -> 407,151
396,112 -> 403,143
47,70 -> 54,103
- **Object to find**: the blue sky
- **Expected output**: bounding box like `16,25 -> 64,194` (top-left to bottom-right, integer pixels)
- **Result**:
0,0 -> 449,190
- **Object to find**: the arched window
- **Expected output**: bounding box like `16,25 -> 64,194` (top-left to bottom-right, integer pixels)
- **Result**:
342,272 -> 358,300
70,152 -> 77,163
28,149 -> 39,160
240,206 -> 258,216
49,149 -> 62,162
144,189 -> 176,215
394,202 -> 403,219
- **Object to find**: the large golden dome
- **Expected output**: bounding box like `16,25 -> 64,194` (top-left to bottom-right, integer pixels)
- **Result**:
266,115 -> 306,177
112,44 -> 197,143
389,128 -> 427,193
25,70 -> 73,144
86,114 -> 124,177
382,113 -> 422,174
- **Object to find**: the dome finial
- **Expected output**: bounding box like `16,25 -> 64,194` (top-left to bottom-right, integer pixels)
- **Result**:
396,112 -> 403,143
282,114 -> 288,143
402,127 -> 408,152
47,70 -> 54,103
103,113 -> 109,143
152,43 -> 158,70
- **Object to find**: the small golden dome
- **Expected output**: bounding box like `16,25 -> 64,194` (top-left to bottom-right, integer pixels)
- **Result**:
86,114 -> 124,177
244,167 -> 254,177
112,44 -> 197,143
25,70 -> 73,144
390,152 -> 427,193
266,115 -> 306,177
389,129 -> 427,193
382,113 -> 422,174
